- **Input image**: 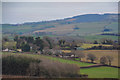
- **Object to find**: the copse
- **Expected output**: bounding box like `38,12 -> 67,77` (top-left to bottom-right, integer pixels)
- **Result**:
14,35 -> 46,52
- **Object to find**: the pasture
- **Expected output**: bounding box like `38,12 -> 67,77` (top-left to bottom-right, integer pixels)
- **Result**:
80,67 -> 119,78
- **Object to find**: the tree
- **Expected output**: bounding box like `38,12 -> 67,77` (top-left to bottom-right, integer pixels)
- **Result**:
106,56 -> 113,66
100,56 -> 108,65
45,37 -> 54,49
21,43 -> 30,52
87,54 -> 96,63
34,37 -> 44,52
94,40 -> 98,44
58,40 -> 65,46
58,40 -> 62,46
27,36 -> 34,43
16,39 -> 23,49
70,40 -> 77,50
101,39 -> 113,45
3,37 -> 9,42
14,35 -> 19,41
76,52 -> 85,61
62,40 -> 65,45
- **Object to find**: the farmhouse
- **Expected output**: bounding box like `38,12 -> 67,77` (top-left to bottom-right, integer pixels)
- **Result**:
2,48 -> 9,52
2,48 -> 14,52
62,53 -> 74,58
17,49 -> 22,52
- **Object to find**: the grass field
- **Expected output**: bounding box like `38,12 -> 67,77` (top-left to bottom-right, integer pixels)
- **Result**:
80,67 -> 119,78
2,52 -> 119,78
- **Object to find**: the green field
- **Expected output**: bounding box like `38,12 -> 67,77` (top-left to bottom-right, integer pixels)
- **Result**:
80,67 -> 119,78
2,52 -> 119,78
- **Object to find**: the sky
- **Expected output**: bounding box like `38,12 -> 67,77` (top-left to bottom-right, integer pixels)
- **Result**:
1,0 -> 120,2
2,2 -> 118,24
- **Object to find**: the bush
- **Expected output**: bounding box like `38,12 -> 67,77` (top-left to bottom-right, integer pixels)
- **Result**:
2,55 -> 41,75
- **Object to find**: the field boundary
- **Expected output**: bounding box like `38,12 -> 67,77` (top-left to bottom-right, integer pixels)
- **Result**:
80,64 -> 120,69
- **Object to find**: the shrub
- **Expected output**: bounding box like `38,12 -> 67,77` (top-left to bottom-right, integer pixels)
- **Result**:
2,55 -> 41,75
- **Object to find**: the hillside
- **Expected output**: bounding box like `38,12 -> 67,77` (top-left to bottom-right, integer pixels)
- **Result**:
2,13 -> 119,40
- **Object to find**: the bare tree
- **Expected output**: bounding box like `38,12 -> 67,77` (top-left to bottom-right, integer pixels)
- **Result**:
87,53 -> 97,63
100,56 -> 108,65
106,56 -> 114,66
27,58 -> 80,78
76,51 -> 85,61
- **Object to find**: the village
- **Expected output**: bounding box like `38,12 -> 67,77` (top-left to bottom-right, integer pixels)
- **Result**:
2,35 -> 119,65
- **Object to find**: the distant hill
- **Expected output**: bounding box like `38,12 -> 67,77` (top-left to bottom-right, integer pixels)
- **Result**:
2,13 -> 119,40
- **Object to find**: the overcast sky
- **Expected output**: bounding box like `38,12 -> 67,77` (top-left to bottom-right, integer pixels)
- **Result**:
2,2 -> 118,24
